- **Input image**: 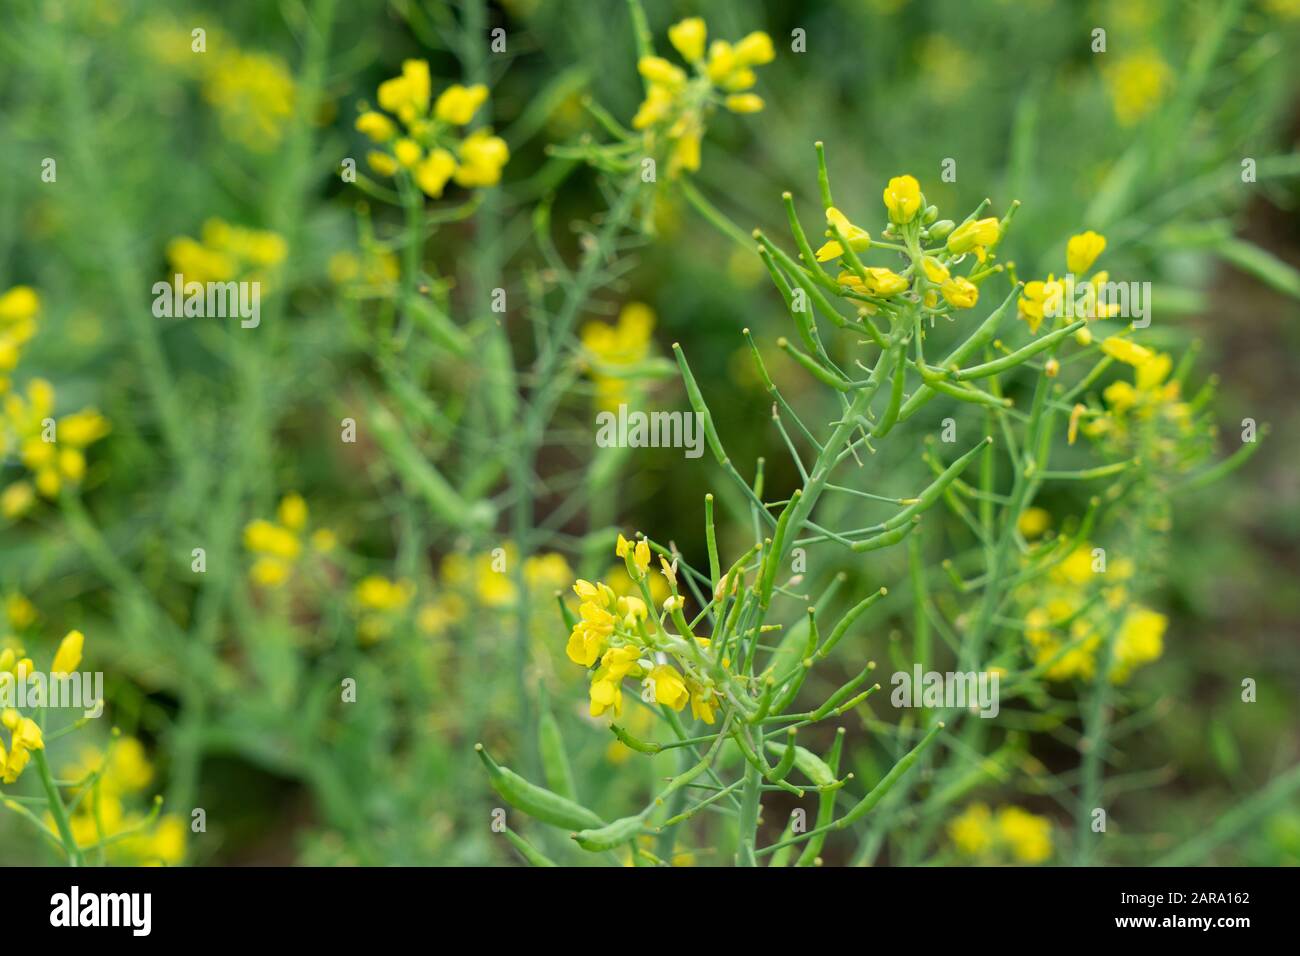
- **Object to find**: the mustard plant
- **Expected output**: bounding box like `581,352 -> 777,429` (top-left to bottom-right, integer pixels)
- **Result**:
479,137 -> 1263,866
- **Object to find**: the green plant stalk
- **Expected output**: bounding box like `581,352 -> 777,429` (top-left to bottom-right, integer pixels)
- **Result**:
34,749 -> 84,867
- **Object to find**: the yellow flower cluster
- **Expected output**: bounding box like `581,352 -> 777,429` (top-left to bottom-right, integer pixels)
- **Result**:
0,629 -> 83,785
142,20 -> 296,151
1018,230 -> 1115,335
565,534 -> 716,723
1103,49 -> 1172,127
1016,540 -> 1165,683
815,175 -> 988,315
632,18 -> 774,176
949,803 -> 1053,863
420,546 -> 574,642
166,218 -> 288,286
353,575 -> 414,644
60,735 -> 187,865
328,248 -> 401,293
356,60 -> 509,198
1,287 -> 111,513
243,493 -> 336,587
0,286 -> 39,385
580,302 -> 656,411
1091,335 -> 1186,426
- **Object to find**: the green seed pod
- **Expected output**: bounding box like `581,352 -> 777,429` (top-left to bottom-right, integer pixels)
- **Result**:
836,722 -> 945,829
759,491 -> 801,608
811,662 -> 876,721
849,516 -> 920,553
538,695 -> 578,802
476,744 -> 604,831
882,438 -> 992,531
819,587 -> 888,659
796,728 -> 845,866
766,728 -> 799,782
572,811 -> 648,852
763,738 -> 834,788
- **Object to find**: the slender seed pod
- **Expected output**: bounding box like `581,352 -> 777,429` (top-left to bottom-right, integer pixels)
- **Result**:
672,343 -> 727,463
797,728 -> 846,866
951,320 -> 1086,381
759,491 -> 801,607
882,438 -> 992,531
811,662 -> 877,721
777,337 -> 852,391
538,692 -> 578,801
572,811 -> 650,852
850,516 -> 921,553
763,737 -> 835,788
476,744 -> 605,831
819,587 -> 888,659
836,722 -> 945,829
766,728 -> 799,782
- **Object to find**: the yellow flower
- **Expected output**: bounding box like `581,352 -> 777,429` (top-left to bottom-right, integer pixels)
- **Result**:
949,802 -> 994,855
588,672 -> 624,718
415,148 -> 458,198
724,93 -> 764,113
941,276 -> 979,310
393,138 -> 422,168
688,680 -> 716,724
649,664 -> 689,711
616,533 -> 652,576
733,31 -> 775,67
1100,336 -> 1153,367
368,150 -> 399,177
454,130 -> 509,188
2,716 -> 44,784
1104,50 -> 1171,126
243,519 -> 301,560
997,806 -> 1052,863
5,594 -> 36,630
354,575 -> 413,612
1068,403 -> 1086,445
617,595 -> 648,626
566,601 -> 615,667
1066,230 -> 1106,276
1,482 -> 35,519
0,286 -> 40,325
946,217 -> 999,256
1017,278 -> 1063,335
355,111 -> 396,142
631,83 -> 676,129
882,174 -> 922,224
250,557 -> 290,587
638,56 -> 687,88
667,17 -> 707,62
861,267 -> 909,297
378,59 -> 431,120
921,256 -> 950,284
51,630 -> 84,676
1110,607 -> 1166,683
1017,507 -> 1050,539
433,83 -> 488,125
277,493 -> 308,532
815,207 -> 871,261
